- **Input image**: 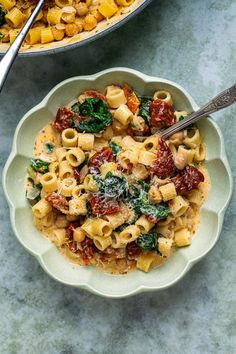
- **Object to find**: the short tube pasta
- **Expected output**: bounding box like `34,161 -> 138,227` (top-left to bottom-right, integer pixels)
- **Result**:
159,182 -> 177,202
138,150 -> 156,166
153,90 -> 173,105
136,251 -> 162,272
69,195 -> 87,215
119,225 -> 140,243
77,133 -> 94,151
5,7 -> 25,28
81,218 -> 112,238
183,128 -> 201,148
93,236 -> 112,251
0,0 -> 16,11
158,237 -> 173,257
142,136 -> 159,152
106,86 -> 127,108
59,160 -> 73,179
32,199 -> 52,219
174,228 -> 191,247
100,162 -> 117,179
135,215 -> 155,233
40,172 -> 58,193
114,104 -> 133,125
66,148 -> 85,167
132,164 -> 149,180
62,128 -> 78,147
104,212 -> 126,229
73,227 -> 86,242
170,196 -> 189,217
55,147 -> 67,162
194,143 -> 206,162
59,177 -> 77,197
83,174 -> 99,192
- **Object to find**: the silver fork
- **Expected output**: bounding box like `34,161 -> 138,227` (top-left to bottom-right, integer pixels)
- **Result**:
0,0 -> 45,93
158,83 -> 236,139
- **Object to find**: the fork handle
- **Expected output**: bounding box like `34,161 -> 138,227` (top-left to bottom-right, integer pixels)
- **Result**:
0,0 -> 44,93
160,83 -> 236,139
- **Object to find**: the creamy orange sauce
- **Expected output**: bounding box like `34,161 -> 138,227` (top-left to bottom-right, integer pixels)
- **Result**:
34,124 -> 61,163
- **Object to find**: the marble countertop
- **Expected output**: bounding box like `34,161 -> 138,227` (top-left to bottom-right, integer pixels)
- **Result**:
0,0 -> 236,353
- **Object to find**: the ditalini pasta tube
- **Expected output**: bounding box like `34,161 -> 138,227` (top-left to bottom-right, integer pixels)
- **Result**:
106,86 -> 127,108
32,199 -> 52,219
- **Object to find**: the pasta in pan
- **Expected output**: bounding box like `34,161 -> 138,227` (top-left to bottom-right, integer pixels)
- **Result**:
0,0 -> 136,47
26,83 -> 210,274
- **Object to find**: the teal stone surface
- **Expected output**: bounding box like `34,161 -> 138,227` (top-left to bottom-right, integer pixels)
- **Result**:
0,0 -> 236,353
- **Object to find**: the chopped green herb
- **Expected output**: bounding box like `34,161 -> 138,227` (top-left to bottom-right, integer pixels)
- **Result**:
179,115 -> 185,121
136,231 -> 161,251
139,97 -> 152,124
45,142 -> 54,154
30,159 -> 49,174
75,98 -> 112,133
0,32 -> 4,40
109,141 -> 122,158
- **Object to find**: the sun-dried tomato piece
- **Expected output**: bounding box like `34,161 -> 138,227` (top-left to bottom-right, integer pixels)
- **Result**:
151,138 -> 175,179
84,90 -> 107,102
52,107 -> 75,132
79,237 -> 97,264
52,107 -> 86,132
89,147 -> 114,172
124,83 -> 141,114
172,165 -> 204,195
66,222 -> 81,241
46,192 -> 68,213
126,242 -> 141,259
90,195 -> 120,216
150,100 -> 175,128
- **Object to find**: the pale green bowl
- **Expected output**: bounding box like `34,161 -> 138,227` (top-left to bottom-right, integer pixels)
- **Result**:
2,68 -> 233,298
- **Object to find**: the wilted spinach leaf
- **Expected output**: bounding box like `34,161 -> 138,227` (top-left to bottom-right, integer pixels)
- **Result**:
76,98 -> 112,133
136,231 -> 161,251
30,159 -> 49,174
139,97 -> 152,124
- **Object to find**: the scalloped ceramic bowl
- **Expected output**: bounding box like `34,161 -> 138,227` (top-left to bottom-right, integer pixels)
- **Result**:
2,68 -> 233,298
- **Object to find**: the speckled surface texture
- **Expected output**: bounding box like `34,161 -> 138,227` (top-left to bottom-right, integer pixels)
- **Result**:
0,0 -> 236,353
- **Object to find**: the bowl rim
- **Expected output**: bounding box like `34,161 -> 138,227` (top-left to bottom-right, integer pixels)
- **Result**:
2,67 -> 233,298
0,0 -> 152,57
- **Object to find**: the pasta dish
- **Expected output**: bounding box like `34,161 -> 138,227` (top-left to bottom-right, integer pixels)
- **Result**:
0,0 -> 137,47
26,83 -> 210,274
